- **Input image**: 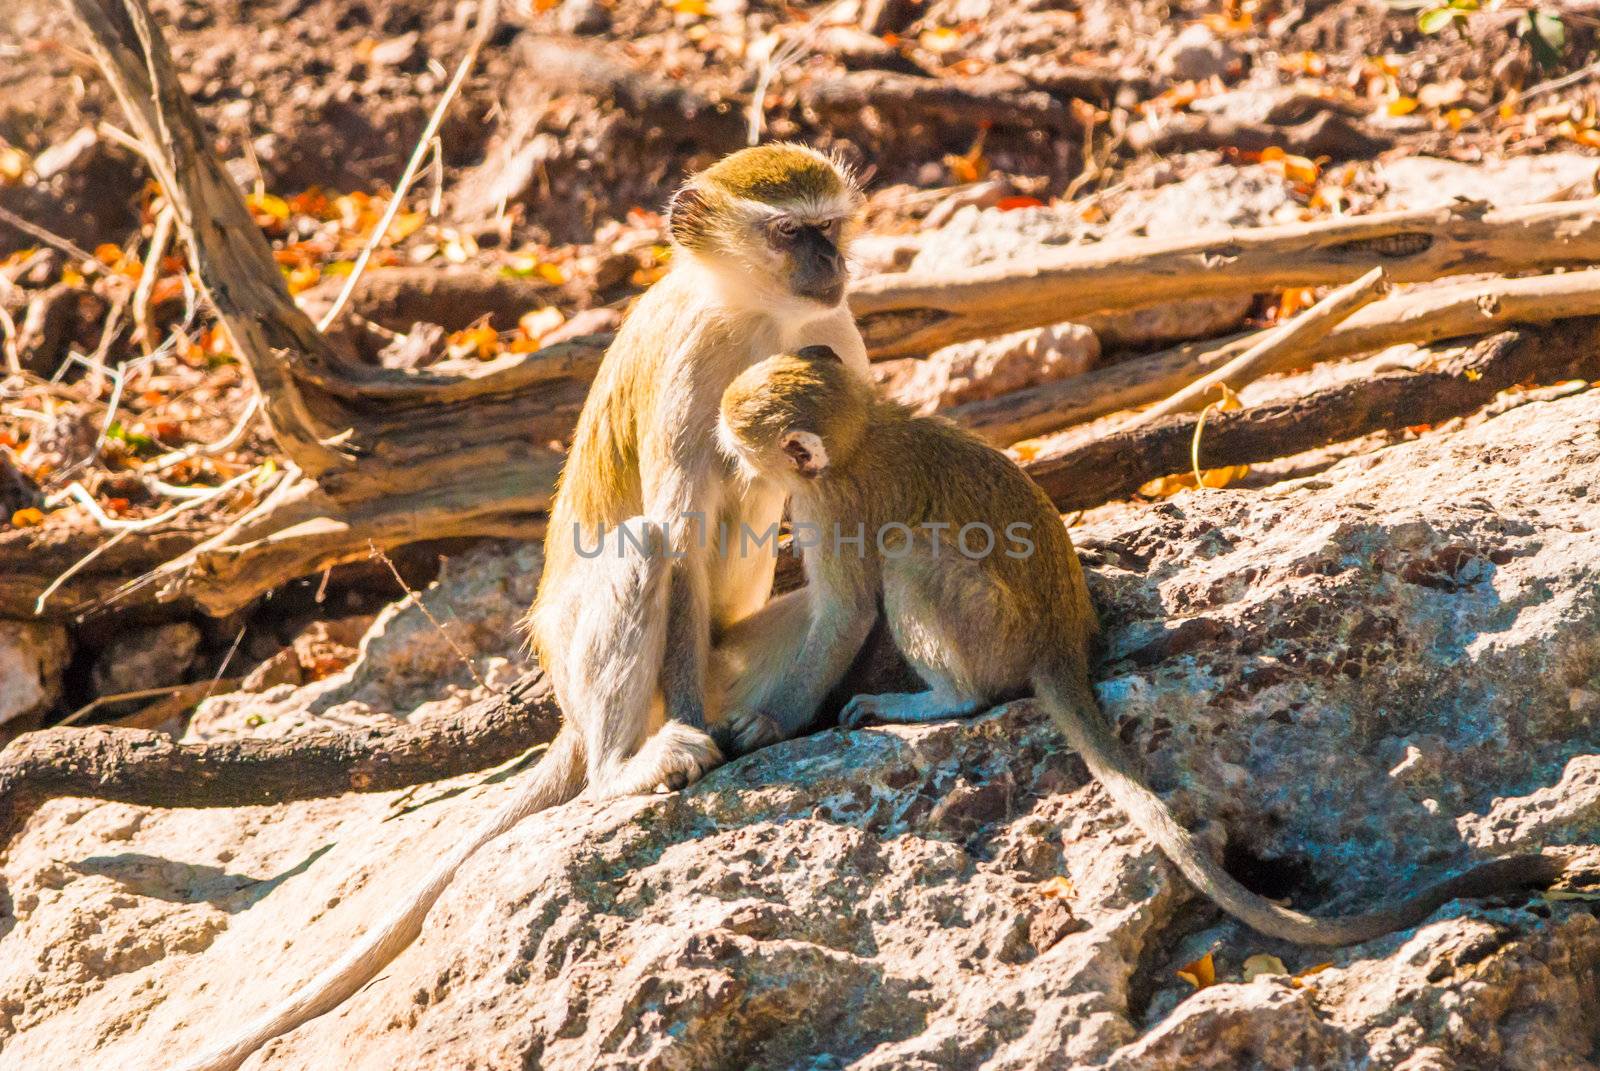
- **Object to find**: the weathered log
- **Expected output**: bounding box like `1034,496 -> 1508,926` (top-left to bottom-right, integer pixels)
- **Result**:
801,70 -> 1077,133
54,0 -> 597,615
954,266 -> 1600,446
0,670 -> 561,845
1023,320 -> 1600,511
1127,109 -> 1393,158
849,197 -> 1600,359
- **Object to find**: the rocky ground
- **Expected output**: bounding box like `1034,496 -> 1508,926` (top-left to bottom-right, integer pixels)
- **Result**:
4,373 -> 1600,1071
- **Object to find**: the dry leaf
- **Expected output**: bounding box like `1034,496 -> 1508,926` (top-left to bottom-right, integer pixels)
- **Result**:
0,143 -> 28,183
10,507 -> 46,528
1289,961 -> 1335,987
1386,96 -> 1420,116
1037,876 -> 1075,899
1242,953 -> 1287,981
1176,952 -> 1216,989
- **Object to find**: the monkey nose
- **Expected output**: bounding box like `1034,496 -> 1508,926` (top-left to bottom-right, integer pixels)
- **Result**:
797,345 -> 841,363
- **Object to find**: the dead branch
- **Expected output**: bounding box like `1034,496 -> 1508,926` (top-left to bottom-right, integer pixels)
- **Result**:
1021,319 -> 1600,512
53,0 -> 603,615
850,197 -> 1600,359
1128,266 -> 1390,428
954,266 -> 1600,446
1126,109 -> 1393,158
0,669 -> 560,846
802,70 -> 1077,132
515,35 -> 745,141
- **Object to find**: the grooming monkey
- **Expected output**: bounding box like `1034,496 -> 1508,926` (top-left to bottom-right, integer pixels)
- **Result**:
175,145 -> 869,1071
713,347 -> 1565,946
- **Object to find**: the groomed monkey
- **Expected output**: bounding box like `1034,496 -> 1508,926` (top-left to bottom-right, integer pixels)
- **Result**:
175,145 -> 870,1071
713,347 -> 1565,947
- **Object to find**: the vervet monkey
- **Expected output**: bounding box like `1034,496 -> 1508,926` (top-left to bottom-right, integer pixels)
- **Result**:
174,145 -> 869,1071
713,347 -> 1565,947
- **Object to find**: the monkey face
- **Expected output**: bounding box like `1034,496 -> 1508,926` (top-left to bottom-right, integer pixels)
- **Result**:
764,215 -> 847,307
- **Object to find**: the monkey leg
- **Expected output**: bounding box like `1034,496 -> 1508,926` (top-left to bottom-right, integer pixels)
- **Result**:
544,517 -> 718,795
707,588 -> 813,756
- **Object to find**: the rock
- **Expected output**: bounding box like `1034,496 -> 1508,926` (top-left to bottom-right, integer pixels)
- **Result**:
89,621 -> 202,698
898,166 -> 1300,353
1156,23 -> 1238,82
1377,154 -> 1600,210
878,322 -> 1100,413
0,620 -> 69,728
6,388 -> 1600,1068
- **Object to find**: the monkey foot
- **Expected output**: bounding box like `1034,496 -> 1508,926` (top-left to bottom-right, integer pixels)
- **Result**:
652,722 -> 725,791
712,709 -> 784,758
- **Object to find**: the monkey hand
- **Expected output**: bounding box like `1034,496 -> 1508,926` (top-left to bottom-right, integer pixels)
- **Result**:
711,708 -> 785,757
839,694 -> 880,729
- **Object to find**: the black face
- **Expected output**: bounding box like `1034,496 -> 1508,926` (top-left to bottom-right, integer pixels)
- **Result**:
768,217 -> 845,306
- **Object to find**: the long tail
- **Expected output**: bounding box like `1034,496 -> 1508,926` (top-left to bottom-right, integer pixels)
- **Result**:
1032,663 -> 1564,947
176,728 -> 586,1071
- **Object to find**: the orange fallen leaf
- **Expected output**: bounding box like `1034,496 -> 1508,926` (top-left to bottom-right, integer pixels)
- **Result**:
996,195 -> 1045,211
1289,961 -> 1334,988
1177,952 -> 1216,989
1037,875 -> 1075,899
919,26 -> 963,53
10,507 -> 46,528
1386,97 -> 1420,117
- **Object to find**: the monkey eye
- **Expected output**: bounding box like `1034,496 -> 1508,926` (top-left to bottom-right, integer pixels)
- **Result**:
767,217 -> 800,244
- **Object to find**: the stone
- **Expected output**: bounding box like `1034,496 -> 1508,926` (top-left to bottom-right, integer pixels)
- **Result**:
89,621 -> 202,697
0,620 -> 69,728
879,321 -> 1100,413
1156,23 -> 1238,83
6,388 -> 1600,1069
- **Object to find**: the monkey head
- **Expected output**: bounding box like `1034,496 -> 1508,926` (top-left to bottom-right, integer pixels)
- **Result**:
718,346 -> 869,484
668,144 -> 863,309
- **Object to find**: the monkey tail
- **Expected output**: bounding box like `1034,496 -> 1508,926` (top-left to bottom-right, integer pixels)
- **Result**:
1031,662 -> 1565,947
174,728 -> 586,1071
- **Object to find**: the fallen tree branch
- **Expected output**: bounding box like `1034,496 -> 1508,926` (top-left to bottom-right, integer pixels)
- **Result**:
802,69 -> 1077,132
0,670 -> 561,846
1126,109 -> 1393,158
954,266 -> 1600,445
1128,266 -> 1389,428
52,0 -> 601,615
1021,319 -> 1600,512
849,197 -> 1600,359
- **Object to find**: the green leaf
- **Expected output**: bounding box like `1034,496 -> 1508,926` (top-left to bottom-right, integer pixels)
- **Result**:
1417,6 -> 1459,33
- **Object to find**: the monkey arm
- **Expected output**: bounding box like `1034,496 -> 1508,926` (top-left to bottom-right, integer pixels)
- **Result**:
641,411 -> 723,731
727,552 -> 879,736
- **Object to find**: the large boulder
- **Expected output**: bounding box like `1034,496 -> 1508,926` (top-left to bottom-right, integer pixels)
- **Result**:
2,390 -> 1599,1069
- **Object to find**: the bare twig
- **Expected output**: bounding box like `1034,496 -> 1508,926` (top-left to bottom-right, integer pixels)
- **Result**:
317,0 -> 501,331
132,204 -> 175,354
34,463 -> 268,614
368,540 -> 494,693
0,203 -> 102,267
1128,267 -> 1390,429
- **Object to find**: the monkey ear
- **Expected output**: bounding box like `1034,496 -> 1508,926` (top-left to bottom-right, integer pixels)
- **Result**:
795,344 -> 841,364
780,431 -> 829,478
668,184 -> 709,248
